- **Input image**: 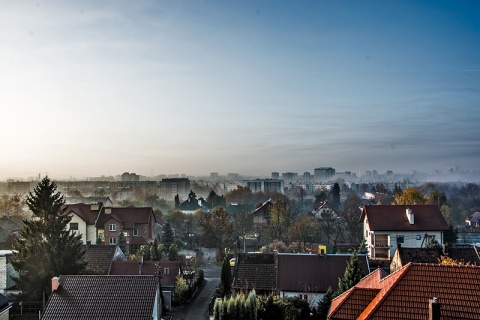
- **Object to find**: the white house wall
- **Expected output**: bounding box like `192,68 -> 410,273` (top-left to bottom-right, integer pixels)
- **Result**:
69,214 -> 88,244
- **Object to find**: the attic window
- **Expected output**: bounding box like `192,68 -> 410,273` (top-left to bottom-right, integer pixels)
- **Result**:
109,224 -> 116,232
70,223 -> 78,231
397,235 -> 404,243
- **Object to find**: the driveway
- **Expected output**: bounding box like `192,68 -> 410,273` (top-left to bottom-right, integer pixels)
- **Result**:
169,249 -> 221,320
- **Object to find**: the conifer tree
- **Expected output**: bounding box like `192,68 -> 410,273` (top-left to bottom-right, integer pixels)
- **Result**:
221,255 -> 232,296
163,222 -> 174,254
118,227 -> 127,254
317,287 -> 334,320
335,250 -> 363,296
11,176 -> 87,300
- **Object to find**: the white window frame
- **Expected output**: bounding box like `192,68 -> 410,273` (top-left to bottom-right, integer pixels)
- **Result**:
109,224 -> 116,232
109,237 -> 116,245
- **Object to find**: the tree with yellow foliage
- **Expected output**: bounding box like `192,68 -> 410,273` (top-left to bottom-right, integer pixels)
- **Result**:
438,255 -> 472,266
395,188 -> 428,205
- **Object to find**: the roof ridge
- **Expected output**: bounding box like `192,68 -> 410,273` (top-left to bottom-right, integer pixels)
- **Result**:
358,263 -> 412,319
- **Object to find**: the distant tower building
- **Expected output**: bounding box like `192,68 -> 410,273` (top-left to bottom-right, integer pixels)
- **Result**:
210,172 -> 219,180
121,172 -> 140,182
281,172 -> 298,181
243,179 -> 284,194
271,172 -> 280,179
303,172 -> 311,183
372,170 -> 379,179
314,167 -> 336,181
159,178 -> 190,199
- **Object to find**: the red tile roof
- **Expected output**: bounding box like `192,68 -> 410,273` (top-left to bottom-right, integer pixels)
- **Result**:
95,207 -> 155,228
84,245 -> 119,274
329,263 -> 480,320
109,261 -> 181,287
65,203 -> 100,224
232,253 -> 276,292
42,275 -> 158,320
360,205 -> 449,231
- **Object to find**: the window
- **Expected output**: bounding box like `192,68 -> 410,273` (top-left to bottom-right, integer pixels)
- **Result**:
133,229 -> 138,236
70,223 -> 78,230
109,237 -> 116,245
144,226 -> 147,234
416,235 -> 422,240
396,235 -> 404,243
109,224 -> 116,232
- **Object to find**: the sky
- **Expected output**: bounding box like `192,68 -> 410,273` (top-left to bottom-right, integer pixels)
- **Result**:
1,0 -> 479,180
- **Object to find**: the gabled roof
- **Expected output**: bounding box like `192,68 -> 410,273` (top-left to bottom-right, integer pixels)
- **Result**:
110,260 -> 181,287
178,197 -> 202,211
252,198 -> 274,216
360,205 -> 449,231
396,247 -> 442,265
42,275 -> 158,320
470,212 -> 480,223
65,203 -> 101,225
0,216 -> 23,232
225,203 -> 255,215
84,245 -> 124,275
277,254 -> 370,293
232,253 -> 276,292
445,244 -> 480,265
95,207 -> 155,229
329,263 -> 480,320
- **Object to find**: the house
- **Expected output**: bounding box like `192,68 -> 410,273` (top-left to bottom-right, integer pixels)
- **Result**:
95,206 -> 160,253
390,243 -> 480,273
277,253 -> 369,307
0,250 -> 17,292
360,205 -> 449,260
84,245 -> 127,275
64,203 -> 103,244
42,275 -> 162,320
0,216 -> 23,249
466,211 -> 480,228
328,262 -> 480,319
232,253 -> 370,308
232,253 -> 277,295
178,191 -> 209,214
252,199 -> 274,238
312,201 -> 338,220
225,203 -> 255,216
109,260 -> 182,311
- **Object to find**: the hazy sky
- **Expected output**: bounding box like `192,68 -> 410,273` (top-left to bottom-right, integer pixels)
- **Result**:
1,0 -> 479,180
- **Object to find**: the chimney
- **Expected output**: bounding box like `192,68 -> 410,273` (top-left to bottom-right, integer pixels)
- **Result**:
406,208 -> 414,224
429,297 -> 441,320
52,277 -> 61,292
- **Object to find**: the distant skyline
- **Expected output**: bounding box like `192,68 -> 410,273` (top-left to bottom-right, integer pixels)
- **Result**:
1,1 -> 479,180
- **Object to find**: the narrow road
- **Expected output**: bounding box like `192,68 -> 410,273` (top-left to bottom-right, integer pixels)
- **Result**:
172,263 -> 221,320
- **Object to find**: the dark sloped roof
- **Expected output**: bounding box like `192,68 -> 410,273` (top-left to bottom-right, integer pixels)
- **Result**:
225,203 -> 255,215
178,197 -> 202,211
330,263 -> 480,320
446,244 -> 480,265
95,207 -> 155,228
397,247 -> 442,265
277,254 -> 370,293
110,260 -> 180,287
360,205 -> 449,231
42,275 -> 157,320
232,253 -> 276,291
84,245 -> 118,274
65,203 -> 100,225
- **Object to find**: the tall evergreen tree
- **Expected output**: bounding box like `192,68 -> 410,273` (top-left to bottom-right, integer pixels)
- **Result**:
331,183 -> 341,209
11,176 -> 87,300
118,227 -> 127,254
220,255 -> 232,296
174,194 -> 180,208
163,222 -> 174,254
335,250 -> 364,297
317,287 -> 334,320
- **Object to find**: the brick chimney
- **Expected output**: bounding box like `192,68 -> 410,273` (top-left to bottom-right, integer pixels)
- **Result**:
52,277 -> 61,292
429,297 -> 441,320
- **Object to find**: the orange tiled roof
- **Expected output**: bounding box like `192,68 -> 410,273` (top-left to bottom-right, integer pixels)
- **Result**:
329,263 -> 480,320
